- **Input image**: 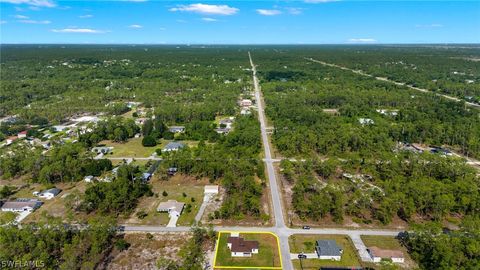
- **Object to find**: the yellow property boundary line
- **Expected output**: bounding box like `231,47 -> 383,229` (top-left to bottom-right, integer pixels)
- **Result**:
213,231 -> 283,269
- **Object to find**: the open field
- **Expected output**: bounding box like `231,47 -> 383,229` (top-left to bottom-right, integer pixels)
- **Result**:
289,234 -> 361,269
101,138 -> 157,158
105,232 -> 190,270
214,231 -> 282,269
121,174 -> 207,226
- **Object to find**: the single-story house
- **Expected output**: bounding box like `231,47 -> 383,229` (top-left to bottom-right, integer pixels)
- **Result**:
215,128 -> 231,135
205,185 -> 219,195
84,175 -> 94,183
168,126 -> 185,133
368,246 -> 405,263
38,188 -> 61,200
315,240 -> 343,261
240,99 -> 253,107
71,115 -> 100,123
17,130 -> 28,138
162,141 -> 185,152
219,118 -> 234,129
227,236 -> 259,257
1,199 -> 43,212
359,118 -> 375,125
157,200 -> 185,217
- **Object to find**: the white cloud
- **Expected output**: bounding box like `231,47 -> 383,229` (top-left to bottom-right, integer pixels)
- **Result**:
286,7 -> 303,15
256,9 -> 282,16
52,28 -> 106,33
1,0 -> 56,8
347,38 -> 377,43
169,3 -> 238,15
128,24 -> 143,28
14,14 -> 29,19
79,14 -> 93,19
415,23 -> 443,28
176,19 -> 187,23
0,20 -> 7,24
18,19 -> 51,24
201,17 -> 217,22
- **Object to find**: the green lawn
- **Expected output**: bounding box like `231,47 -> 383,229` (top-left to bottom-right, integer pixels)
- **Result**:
215,232 -> 281,269
124,176 -> 204,226
361,235 -> 403,250
289,234 -> 362,269
101,138 -> 157,158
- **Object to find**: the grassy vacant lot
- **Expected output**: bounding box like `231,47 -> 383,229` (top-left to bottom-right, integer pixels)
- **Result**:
214,232 -> 281,269
122,174 -> 206,226
289,234 -> 361,269
106,232 -> 190,270
101,138 -> 157,158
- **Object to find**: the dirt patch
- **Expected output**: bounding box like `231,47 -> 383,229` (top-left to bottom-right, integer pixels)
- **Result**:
106,232 -> 190,270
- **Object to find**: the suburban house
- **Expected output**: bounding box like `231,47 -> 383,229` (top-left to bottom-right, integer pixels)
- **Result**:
1,199 -> 43,212
368,246 -> 405,263
240,99 -> 253,107
38,188 -> 62,200
157,200 -> 185,217
84,175 -> 94,182
162,141 -> 185,152
358,118 -> 375,125
17,130 -> 28,138
315,240 -> 343,261
215,128 -> 231,135
219,118 -> 234,129
168,126 -> 185,133
227,235 -> 259,257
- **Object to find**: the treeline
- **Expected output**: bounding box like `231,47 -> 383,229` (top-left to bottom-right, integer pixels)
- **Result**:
0,143 -> 112,183
81,165 -> 152,215
282,152 -> 480,225
80,117 -> 140,146
0,218 -> 117,270
400,217 -> 480,270
164,115 -> 265,219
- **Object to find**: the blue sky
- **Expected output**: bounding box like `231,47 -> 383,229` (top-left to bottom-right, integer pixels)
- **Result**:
0,0 -> 479,44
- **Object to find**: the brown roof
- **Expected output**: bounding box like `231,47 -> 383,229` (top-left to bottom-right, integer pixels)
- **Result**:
368,246 -> 404,259
227,237 -> 259,253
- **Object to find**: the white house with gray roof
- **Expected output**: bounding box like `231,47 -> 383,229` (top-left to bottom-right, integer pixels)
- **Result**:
315,240 -> 343,260
162,141 -> 185,152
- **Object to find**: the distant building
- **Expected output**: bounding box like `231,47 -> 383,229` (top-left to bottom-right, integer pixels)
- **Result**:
162,141 -> 185,152
38,188 -> 61,200
157,200 -> 185,217
168,126 -> 185,133
315,240 -> 343,261
219,118 -> 234,129
240,99 -> 253,107
17,131 -> 28,139
84,175 -> 94,183
368,246 -> 404,263
205,185 -> 219,195
215,128 -> 231,135
376,109 -> 399,116
1,199 -> 43,212
227,236 -> 259,257
358,118 -> 374,126
240,108 -> 251,115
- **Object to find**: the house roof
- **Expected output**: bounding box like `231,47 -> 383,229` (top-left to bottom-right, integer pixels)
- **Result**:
163,141 -> 185,150
1,199 -> 43,210
316,240 -> 342,256
157,200 -> 185,213
227,236 -> 259,253
368,246 -> 404,259
41,188 -> 61,196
